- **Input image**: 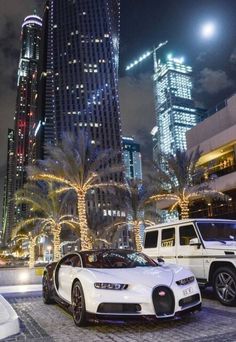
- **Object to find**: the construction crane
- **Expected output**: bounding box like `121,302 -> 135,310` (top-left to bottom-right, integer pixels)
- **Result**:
125,40 -> 168,72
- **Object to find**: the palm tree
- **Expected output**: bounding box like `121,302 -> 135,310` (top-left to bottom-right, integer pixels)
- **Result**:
148,149 -> 228,219
27,131 -> 123,251
87,210 -> 125,249
12,182 -> 79,261
117,179 -> 157,252
14,229 -> 47,268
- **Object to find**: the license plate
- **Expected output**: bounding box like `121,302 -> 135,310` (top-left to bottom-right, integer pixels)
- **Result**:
183,287 -> 193,296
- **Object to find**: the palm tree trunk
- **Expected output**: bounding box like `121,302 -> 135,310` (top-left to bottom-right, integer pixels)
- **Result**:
52,227 -> 61,261
180,200 -> 189,219
29,241 -> 35,268
77,192 -> 92,250
133,221 -> 142,252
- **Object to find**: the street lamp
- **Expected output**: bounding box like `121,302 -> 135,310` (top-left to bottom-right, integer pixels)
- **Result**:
46,245 -> 52,262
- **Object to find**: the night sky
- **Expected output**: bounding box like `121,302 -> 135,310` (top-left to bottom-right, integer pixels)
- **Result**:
1,0 -> 236,216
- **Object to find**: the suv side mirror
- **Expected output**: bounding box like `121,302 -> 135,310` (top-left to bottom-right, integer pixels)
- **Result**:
189,237 -> 201,247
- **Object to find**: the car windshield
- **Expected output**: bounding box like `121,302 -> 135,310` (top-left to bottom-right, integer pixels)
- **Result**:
81,250 -> 157,269
197,222 -> 236,242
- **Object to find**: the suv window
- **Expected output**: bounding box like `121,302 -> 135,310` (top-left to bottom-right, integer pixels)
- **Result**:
179,225 -> 197,245
161,228 -> 175,247
144,231 -> 158,248
197,222 -> 236,241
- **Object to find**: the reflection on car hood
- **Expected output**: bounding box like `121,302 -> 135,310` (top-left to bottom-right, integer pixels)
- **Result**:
83,264 -> 185,288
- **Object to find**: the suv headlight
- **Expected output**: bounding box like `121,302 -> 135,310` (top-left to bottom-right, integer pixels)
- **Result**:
176,276 -> 195,286
94,282 -> 128,290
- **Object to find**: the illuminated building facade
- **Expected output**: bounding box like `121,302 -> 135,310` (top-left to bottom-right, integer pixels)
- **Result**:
153,56 -> 198,162
36,0 -> 122,217
123,137 -> 142,180
15,14 -> 42,188
187,93 -> 236,218
1,129 -> 15,245
4,14 -> 42,242
38,0 -> 122,154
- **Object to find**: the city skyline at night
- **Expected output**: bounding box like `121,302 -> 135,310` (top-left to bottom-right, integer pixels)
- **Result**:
1,0 -> 236,224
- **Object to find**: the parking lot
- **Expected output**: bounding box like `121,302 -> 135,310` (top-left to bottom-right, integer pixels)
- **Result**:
1,289 -> 236,342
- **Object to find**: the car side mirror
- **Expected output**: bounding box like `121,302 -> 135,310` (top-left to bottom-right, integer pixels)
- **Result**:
189,237 -> 201,248
156,257 -> 165,263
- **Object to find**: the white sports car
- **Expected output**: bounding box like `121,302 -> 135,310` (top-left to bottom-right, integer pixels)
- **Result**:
42,249 -> 201,326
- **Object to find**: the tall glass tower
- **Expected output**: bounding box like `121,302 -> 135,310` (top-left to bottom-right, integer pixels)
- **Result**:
15,14 -> 42,187
4,14 -> 42,243
37,0 -> 122,156
1,129 -> 14,245
153,56 -> 197,163
35,0 -> 122,218
122,137 -> 142,180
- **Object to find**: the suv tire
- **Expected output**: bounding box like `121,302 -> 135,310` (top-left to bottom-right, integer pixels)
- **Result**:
213,266 -> 236,306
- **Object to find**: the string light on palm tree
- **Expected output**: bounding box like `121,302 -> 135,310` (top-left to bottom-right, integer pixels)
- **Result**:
14,231 -> 47,268
147,149 -> 229,219
28,132 -> 123,251
116,178 -> 157,252
13,182 -> 80,261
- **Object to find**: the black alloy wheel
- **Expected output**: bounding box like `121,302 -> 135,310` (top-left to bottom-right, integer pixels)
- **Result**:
72,281 -> 87,326
42,273 -> 54,304
213,267 -> 236,306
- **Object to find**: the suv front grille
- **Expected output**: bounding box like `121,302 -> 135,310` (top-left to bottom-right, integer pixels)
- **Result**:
152,286 -> 175,317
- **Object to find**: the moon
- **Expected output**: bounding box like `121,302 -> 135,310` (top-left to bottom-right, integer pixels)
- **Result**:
201,22 -> 216,38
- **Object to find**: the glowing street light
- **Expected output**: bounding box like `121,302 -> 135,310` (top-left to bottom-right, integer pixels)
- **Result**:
201,22 -> 216,39
47,245 -> 52,262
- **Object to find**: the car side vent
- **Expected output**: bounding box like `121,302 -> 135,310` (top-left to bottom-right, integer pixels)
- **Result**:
224,251 -> 235,255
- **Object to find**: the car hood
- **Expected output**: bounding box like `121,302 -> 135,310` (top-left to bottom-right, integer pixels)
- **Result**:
84,264 -> 186,288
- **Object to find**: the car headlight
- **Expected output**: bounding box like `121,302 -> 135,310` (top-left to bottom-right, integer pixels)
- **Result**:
94,282 -> 128,290
176,276 -> 195,286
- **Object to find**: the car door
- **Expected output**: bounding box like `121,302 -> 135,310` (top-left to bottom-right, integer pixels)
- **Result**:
177,224 -> 205,280
64,254 -> 82,303
58,254 -> 76,302
159,227 -> 176,264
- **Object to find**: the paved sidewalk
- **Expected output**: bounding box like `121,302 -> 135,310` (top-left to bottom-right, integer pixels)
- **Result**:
0,284 -> 41,294
1,291 -> 236,342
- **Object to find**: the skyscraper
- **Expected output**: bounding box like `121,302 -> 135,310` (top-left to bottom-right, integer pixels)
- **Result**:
15,14 -> 42,189
153,55 -> 198,163
122,137 -> 142,180
3,14 -> 42,243
37,0 -> 122,157
1,129 -> 14,245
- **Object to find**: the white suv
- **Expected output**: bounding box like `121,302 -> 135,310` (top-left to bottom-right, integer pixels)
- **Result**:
143,219 -> 236,306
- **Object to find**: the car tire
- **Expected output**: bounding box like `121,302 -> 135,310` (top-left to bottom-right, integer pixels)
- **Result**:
72,280 -> 88,326
213,266 -> 236,306
42,273 -> 55,304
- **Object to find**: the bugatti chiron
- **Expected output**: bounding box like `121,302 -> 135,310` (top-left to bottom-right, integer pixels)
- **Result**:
42,249 -> 201,326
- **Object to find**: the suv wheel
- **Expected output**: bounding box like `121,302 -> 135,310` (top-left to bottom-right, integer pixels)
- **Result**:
213,267 -> 236,306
